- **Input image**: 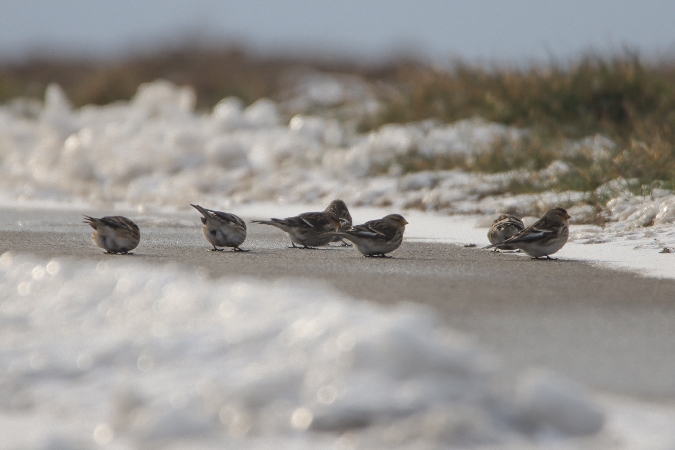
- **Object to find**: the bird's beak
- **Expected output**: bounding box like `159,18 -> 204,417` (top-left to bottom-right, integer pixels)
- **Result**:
403,220 -> 409,225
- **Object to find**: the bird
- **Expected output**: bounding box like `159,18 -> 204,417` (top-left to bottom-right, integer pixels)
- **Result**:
324,199 -> 353,246
252,207 -> 344,249
191,204 -> 248,251
336,214 -> 408,257
487,214 -> 525,251
486,207 -> 570,259
83,215 -> 140,254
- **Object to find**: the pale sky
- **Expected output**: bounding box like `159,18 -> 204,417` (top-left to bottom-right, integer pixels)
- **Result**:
2,0 -> 675,63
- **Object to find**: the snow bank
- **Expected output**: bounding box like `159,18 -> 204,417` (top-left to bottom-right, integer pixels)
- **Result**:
3,78 -> 654,219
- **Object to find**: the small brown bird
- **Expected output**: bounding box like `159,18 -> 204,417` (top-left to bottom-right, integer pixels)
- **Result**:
191,204 -> 248,251
324,199 -> 352,246
83,215 -> 140,254
487,214 -> 525,251
486,207 -> 570,259
252,207 -> 344,248
337,214 -> 408,257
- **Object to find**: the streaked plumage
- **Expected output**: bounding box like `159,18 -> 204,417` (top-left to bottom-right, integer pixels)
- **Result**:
252,209 -> 343,248
191,204 -> 248,251
83,215 -> 140,254
487,214 -> 525,251
337,214 -> 408,257
324,199 -> 353,245
486,207 -> 570,259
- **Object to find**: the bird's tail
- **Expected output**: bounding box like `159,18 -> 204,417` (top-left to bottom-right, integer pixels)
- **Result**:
326,231 -> 355,242
484,243 -> 508,250
251,219 -> 289,230
82,216 -> 100,228
190,204 -> 211,218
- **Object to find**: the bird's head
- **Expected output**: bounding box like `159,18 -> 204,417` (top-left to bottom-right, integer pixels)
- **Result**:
546,207 -> 571,223
384,214 -> 409,227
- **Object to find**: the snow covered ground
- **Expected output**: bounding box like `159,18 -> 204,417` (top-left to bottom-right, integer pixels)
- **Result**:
1,78 -> 675,448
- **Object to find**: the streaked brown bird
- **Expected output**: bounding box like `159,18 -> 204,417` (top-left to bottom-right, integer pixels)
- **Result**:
487,214 -> 525,251
486,207 -> 570,259
337,214 -> 408,257
324,199 -> 352,246
191,204 -> 248,251
252,207 -> 344,249
83,215 -> 140,254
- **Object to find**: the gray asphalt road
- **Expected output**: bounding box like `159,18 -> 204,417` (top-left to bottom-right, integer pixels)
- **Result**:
2,207 -> 675,400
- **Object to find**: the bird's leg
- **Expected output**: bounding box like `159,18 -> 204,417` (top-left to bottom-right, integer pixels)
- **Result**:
211,245 -> 223,251
288,242 -> 299,249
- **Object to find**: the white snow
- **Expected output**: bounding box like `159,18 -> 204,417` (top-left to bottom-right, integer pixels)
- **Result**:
0,79 -> 672,223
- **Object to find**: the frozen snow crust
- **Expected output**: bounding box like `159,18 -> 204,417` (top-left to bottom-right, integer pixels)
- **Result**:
2,79 -> 675,231
0,252 -> 613,448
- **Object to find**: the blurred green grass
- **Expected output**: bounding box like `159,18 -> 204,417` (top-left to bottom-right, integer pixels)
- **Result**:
2,46 -> 674,201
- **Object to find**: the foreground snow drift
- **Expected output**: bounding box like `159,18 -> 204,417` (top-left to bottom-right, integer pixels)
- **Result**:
0,252 -> 611,449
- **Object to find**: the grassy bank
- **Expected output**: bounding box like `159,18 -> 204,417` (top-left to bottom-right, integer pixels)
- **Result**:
2,46 -> 674,198
371,53 -> 675,196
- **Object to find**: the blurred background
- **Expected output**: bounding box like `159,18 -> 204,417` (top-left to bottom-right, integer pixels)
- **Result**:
2,0 -> 675,199
3,0 -> 675,63
3,0 -> 675,105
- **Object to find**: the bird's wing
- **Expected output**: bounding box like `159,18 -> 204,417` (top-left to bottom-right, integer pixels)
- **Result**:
348,220 -> 396,240
101,216 -> 137,231
502,222 -> 557,244
209,210 -> 247,230
296,212 -> 335,231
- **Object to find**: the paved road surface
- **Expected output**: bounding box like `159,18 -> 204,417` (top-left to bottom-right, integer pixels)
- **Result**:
2,207 -> 675,400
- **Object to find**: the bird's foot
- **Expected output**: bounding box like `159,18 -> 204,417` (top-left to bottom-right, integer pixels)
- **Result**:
210,247 -> 224,252
232,247 -> 249,252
